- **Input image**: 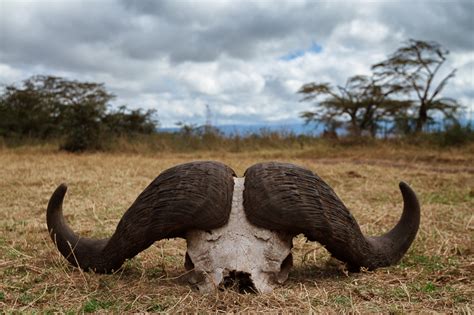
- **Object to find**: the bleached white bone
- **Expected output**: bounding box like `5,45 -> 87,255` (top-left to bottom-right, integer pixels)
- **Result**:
185,177 -> 294,293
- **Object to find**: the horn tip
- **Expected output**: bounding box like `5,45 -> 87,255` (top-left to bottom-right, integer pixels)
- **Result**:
398,181 -> 420,214
399,181 -> 409,189
398,181 -> 417,198
47,183 -> 68,213
55,183 -> 68,195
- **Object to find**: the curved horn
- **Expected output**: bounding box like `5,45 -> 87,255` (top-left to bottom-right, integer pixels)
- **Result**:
47,161 -> 235,273
243,162 -> 420,271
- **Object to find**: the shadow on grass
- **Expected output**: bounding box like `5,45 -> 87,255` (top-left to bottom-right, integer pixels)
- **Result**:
94,256 -> 352,293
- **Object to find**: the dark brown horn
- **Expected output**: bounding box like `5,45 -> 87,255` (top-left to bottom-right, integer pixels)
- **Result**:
243,162 -> 420,271
47,161 -> 235,273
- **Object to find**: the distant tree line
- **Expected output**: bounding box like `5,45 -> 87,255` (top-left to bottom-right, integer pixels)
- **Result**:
0,75 -> 157,151
299,39 -> 466,137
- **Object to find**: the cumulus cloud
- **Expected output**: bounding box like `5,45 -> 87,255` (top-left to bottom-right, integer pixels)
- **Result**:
0,0 -> 472,127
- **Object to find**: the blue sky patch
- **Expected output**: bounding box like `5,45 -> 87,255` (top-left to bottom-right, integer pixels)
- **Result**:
280,42 -> 323,61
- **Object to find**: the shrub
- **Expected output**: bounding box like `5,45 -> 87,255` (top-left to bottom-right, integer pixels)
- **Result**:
436,123 -> 474,147
60,103 -> 105,152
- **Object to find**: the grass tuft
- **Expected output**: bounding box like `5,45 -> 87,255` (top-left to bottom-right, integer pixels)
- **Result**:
82,298 -> 113,313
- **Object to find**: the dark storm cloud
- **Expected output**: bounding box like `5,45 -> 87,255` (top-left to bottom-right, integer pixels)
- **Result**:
378,1 -> 474,51
117,0 -> 354,62
2,1 -> 470,69
0,1 -> 131,73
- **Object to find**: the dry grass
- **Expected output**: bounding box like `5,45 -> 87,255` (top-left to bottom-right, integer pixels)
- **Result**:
0,144 -> 473,313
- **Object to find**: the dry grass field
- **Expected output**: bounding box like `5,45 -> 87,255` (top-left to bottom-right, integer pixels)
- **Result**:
1,143 -> 473,313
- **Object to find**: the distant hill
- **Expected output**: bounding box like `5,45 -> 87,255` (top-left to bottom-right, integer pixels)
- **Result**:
158,117 -> 472,136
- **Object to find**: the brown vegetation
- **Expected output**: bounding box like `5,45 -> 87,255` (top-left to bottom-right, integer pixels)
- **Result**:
0,142 -> 472,313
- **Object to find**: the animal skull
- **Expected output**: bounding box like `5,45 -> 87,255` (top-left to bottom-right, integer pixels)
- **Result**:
45,161 -> 421,293
185,178 -> 293,293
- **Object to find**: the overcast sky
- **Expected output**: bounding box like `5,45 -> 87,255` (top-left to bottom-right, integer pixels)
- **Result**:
1,0 -> 473,127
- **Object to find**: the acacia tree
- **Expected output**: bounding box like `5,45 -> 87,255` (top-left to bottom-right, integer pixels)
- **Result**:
372,39 -> 459,133
299,75 -> 410,137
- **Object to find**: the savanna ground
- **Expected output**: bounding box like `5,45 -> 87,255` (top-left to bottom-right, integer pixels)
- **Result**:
1,142 -> 473,313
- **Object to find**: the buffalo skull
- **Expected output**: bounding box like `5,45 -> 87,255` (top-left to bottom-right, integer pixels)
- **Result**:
46,161 -> 420,293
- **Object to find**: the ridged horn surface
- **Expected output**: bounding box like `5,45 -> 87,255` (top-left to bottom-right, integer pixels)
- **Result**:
47,161 -> 235,273
243,162 -> 420,271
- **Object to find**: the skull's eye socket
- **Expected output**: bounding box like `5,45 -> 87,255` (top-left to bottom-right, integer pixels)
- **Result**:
184,252 -> 194,271
281,253 -> 293,274
222,271 -> 257,294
